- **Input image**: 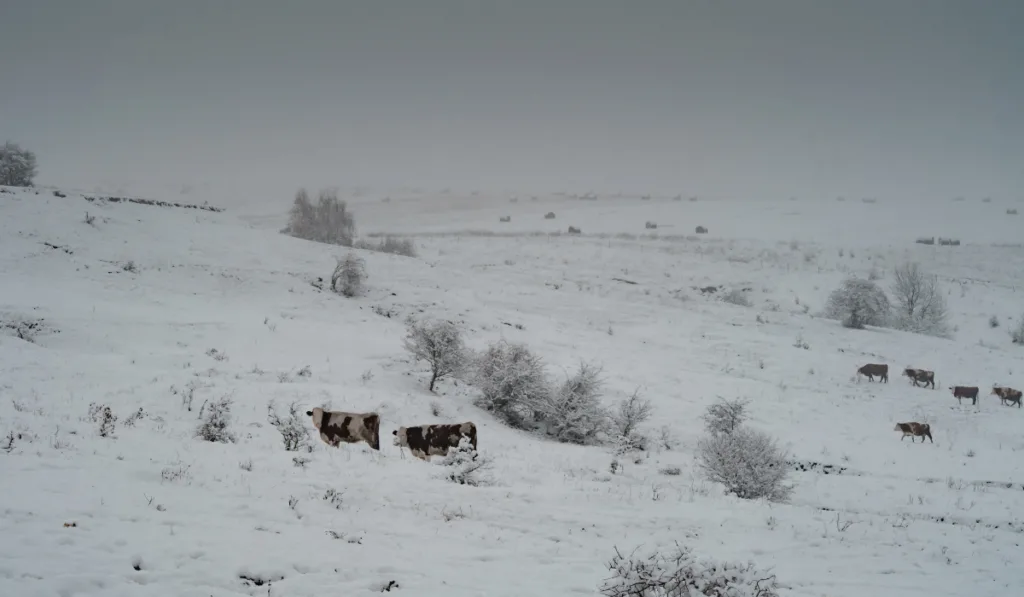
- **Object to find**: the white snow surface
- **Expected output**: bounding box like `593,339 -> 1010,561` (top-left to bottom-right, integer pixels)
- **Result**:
2,186 -> 1023,596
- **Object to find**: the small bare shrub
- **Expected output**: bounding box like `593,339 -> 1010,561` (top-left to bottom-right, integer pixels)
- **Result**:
331,252 -> 366,297
205,348 -> 228,361
323,488 -> 344,509
123,407 -> 145,428
599,542 -> 781,597
612,388 -> 653,448
87,403 -> 118,438
1008,208 -> 1018,215
239,459 -> 253,472
267,401 -> 313,452
890,262 -> 949,337
544,211 -> 556,219
196,396 -> 236,443
989,315 -> 1000,328
701,397 -> 748,436
696,426 -> 793,502
354,236 -> 417,257
403,318 -> 467,392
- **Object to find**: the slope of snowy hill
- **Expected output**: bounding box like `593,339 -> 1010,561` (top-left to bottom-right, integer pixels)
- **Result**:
1,186 -> 1023,597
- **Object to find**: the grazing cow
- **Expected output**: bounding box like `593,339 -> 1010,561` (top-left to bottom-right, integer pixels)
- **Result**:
306,407 -> 380,450
857,363 -> 888,383
894,422 -> 933,443
949,385 -> 979,405
991,386 -> 1023,408
903,368 -> 935,389
392,422 -> 477,461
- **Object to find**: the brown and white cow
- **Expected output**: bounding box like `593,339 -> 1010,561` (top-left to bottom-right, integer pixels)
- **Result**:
949,385 -> 979,405
902,368 -> 935,389
392,421 -> 478,461
991,386 -> 1023,408
306,407 -> 381,450
857,363 -> 888,383
894,422 -> 933,443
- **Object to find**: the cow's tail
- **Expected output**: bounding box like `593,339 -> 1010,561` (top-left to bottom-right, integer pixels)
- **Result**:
467,423 -> 478,452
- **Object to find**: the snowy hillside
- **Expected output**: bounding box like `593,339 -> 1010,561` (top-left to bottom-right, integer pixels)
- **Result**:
2,186 -> 1023,597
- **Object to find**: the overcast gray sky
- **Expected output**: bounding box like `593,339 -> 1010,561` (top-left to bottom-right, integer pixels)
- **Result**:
2,0 -> 1021,200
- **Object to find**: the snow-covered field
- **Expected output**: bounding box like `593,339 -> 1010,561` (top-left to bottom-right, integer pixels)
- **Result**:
2,186 -> 1023,596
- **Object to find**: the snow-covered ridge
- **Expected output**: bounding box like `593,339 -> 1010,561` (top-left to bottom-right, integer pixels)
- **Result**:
1,185 -> 1023,596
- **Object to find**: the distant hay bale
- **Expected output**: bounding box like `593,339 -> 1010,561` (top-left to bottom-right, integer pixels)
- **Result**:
915,237 -> 935,245
644,221 -> 657,229
695,225 -> 708,234
567,226 -> 581,235
1008,208 -> 1019,215
499,215 -> 511,223
937,238 -> 960,246
544,212 -> 556,219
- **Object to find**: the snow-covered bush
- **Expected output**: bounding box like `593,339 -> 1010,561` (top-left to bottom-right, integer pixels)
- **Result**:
696,426 -> 792,502
599,542 -> 781,597
0,141 -> 37,187
354,236 -> 417,257
611,388 -> 653,451
403,318 -> 467,392
824,276 -> 891,329
540,362 -> 610,445
196,396 -> 236,443
267,400 -> 313,452
721,289 -> 751,307
284,187 -> 356,246
471,340 -> 550,430
1012,316 -> 1024,345
701,397 -> 748,436
889,262 -> 949,337
442,436 -> 492,486
331,252 -> 366,297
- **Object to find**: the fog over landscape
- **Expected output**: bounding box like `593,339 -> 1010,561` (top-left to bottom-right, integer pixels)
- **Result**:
2,2 -> 1024,597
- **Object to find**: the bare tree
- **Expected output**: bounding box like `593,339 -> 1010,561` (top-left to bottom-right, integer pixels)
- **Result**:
824,277 -> 891,329
890,262 -> 949,337
540,361 -> 610,445
403,318 -> 467,392
283,187 -> 355,246
701,397 -> 748,436
0,142 -> 38,187
612,388 -> 653,439
697,426 -> 793,502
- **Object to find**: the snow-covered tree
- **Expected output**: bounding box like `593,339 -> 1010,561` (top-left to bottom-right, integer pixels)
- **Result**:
442,436 -> 491,486
471,340 -> 550,430
540,361 -> 610,445
403,318 -> 467,392
824,276 -> 891,329
701,397 -> 748,436
284,187 -> 355,246
0,142 -> 37,187
890,262 -> 949,337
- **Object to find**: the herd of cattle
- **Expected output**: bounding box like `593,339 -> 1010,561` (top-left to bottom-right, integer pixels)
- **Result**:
855,363 -> 1023,444
300,363 -> 1021,456
305,406 -> 477,460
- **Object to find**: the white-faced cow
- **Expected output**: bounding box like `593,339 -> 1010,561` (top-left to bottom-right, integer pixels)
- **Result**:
894,422 -> 933,443
306,407 -> 380,450
991,386 -> 1023,408
392,421 -> 477,462
903,368 -> 935,389
949,385 -> 979,405
857,363 -> 888,383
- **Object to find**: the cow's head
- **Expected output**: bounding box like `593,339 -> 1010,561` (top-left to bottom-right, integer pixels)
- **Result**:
306,407 -> 324,428
392,427 -> 407,447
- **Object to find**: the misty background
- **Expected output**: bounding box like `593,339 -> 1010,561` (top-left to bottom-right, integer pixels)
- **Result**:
1,0 -> 1022,203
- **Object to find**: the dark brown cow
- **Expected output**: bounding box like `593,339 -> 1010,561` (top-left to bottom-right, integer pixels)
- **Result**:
991,386 -> 1023,408
894,422 -> 933,443
306,407 -> 381,450
949,385 -> 979,405
392,422 -> 477,461
857,363 -> 888,383
902,368 -> 935,389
